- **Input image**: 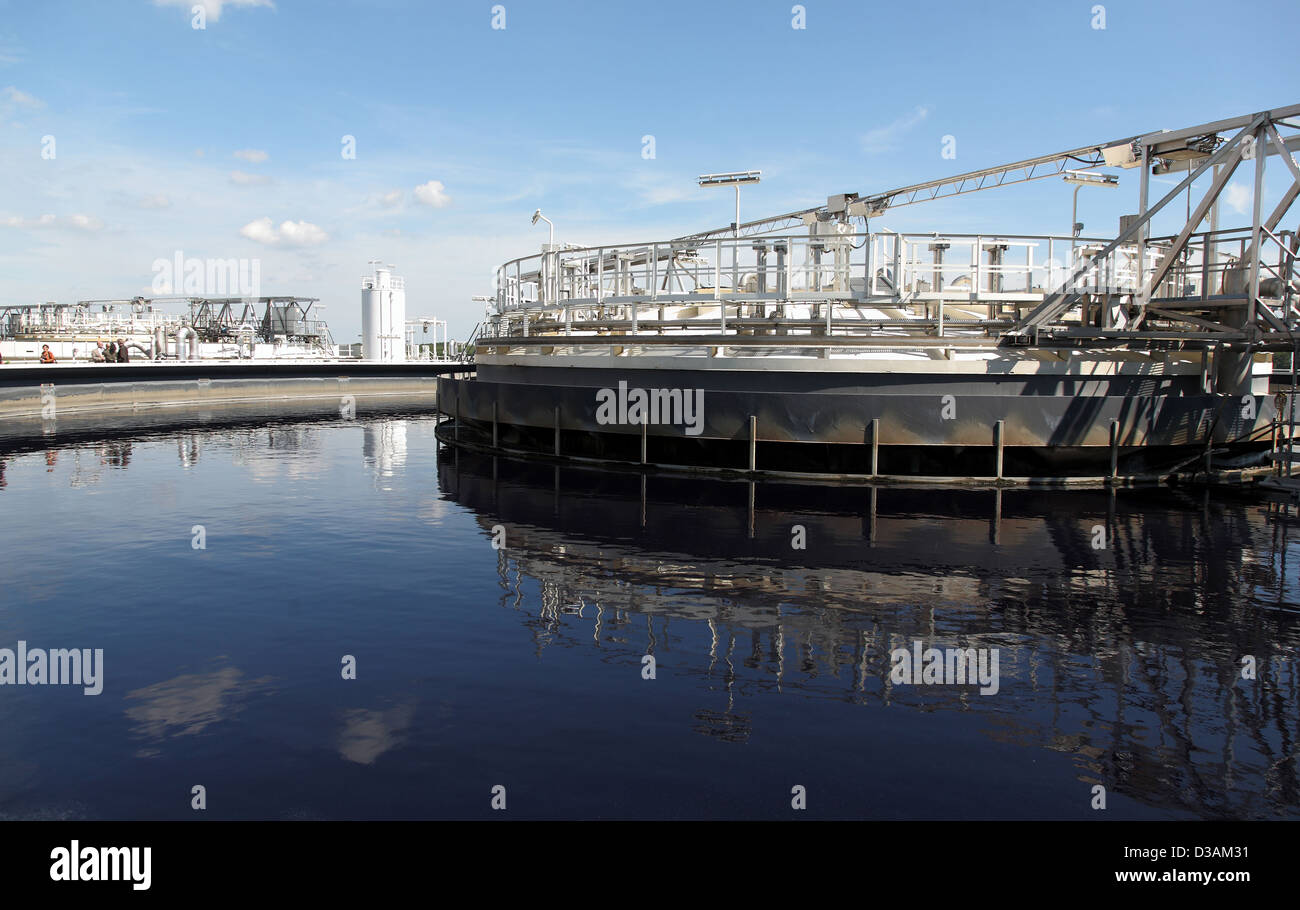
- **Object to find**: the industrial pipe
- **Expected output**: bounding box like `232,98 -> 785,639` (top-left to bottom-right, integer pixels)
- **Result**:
176,326 -> 199,361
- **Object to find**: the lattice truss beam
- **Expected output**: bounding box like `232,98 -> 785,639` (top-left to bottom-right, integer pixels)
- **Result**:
676,105 -> 1300,345
1013,105 -> 1300,337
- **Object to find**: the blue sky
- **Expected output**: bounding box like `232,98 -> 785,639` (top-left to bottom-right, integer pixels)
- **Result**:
2,0 -> 1298,341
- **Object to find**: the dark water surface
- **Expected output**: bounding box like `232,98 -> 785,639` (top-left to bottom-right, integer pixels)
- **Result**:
1,410 -> 1298,819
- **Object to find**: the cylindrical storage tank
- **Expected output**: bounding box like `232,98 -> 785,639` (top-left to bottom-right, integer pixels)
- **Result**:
361,266 -> 407,362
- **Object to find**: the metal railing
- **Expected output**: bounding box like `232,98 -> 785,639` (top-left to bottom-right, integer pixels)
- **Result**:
362,276 -> 405,290
480,227 -> 1299,349
489,231 -> 1186,312
1,305 -> 184,338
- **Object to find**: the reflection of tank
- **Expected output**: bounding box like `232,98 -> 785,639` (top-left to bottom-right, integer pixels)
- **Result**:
438,449 -> 1300,818
363,419 -> 407,482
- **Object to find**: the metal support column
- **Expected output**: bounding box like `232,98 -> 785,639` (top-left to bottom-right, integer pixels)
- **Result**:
995,420 -> 1005,480
870,418 -> 880,477
1109,419 -> 1119,481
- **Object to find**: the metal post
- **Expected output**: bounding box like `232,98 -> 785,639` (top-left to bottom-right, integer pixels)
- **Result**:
1200,231 -> 1210,300
1109,419 -> 1119,481
995,420 -> 1005,480
748,415 -> 757,471
1137,143 -> 1149,305
715,239 -> 725,334
1290,341 -> 1298,478
1070,184 -> 1080,261
893,236 -> 902,304
1249,125 -> 1267,324
651,243 -> 658,301
1048,237 -> 1055,295
870,418 -> 880,477
640,422 -> 647,465
1273,415 -> 1280,477
864,231 -> 873,297
992,488 -> 1002,546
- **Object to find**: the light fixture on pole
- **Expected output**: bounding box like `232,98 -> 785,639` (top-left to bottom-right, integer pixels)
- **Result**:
1062,170 -> 1119,249
531,209 -> 557,303
698,171 -> 761,237
530,209 -> 554,247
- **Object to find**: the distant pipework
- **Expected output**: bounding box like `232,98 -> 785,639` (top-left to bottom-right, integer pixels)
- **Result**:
176,326 -> 199,361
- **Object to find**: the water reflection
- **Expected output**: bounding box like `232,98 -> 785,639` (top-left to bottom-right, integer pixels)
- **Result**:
439,449 -> 1300,818
124,667 -> 273,758
363,421 -> 407,490
337,703 -> 416,765
3,412 -> 1296,819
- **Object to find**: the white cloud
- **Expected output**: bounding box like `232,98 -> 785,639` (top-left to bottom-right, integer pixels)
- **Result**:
861,105 -> 931,154
233,148 -> 268,163
239,216 -> 328,247
154,0 -> 275,24
231,170 -> 272,186
2,85 -> 42,109
1224,182 -> 1252,216
380,190 -> 403,208
137,194 -> 171,209
414,180 -> 450,208
2,213 -> 103,231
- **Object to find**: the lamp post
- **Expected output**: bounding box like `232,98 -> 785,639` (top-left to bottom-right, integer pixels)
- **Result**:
530,209 -> 554,247
1063,170 -> 1119,260
698,171 -> 762,237
531,209 -> 555,303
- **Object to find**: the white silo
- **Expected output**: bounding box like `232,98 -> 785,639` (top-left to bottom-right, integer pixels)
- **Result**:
361,261 -> 407,362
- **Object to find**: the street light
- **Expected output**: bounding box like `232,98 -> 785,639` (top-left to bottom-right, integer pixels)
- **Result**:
698,171 -> 761,237
531,209 -> 554,247
1062,170 -> 1119,249
531,209 -> 557,303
